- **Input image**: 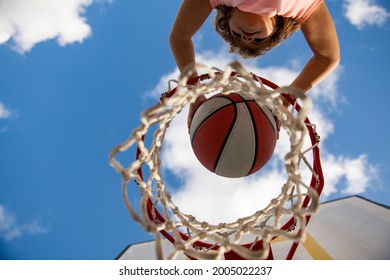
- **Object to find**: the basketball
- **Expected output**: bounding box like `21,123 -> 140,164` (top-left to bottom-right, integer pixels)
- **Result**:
189,93 -> 277,178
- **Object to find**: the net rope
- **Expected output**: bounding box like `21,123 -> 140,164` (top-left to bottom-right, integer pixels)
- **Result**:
109,61 -> 323,260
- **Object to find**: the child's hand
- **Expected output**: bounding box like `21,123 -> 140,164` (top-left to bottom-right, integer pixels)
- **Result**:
274,94 -> 297,140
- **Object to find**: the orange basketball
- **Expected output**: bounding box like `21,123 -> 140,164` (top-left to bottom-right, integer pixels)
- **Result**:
189,93 -> 277,178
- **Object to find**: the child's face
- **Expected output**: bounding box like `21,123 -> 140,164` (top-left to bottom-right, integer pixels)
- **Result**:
228,8 -> 275,43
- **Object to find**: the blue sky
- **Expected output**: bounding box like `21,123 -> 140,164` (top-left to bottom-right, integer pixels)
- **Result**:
0,0 -> 389,260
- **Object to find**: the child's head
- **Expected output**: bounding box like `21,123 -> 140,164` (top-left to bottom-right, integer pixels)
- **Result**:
213,6 -> 302,58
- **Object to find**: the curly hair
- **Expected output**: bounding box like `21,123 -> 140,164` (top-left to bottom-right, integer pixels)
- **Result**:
213,6 -> 303,58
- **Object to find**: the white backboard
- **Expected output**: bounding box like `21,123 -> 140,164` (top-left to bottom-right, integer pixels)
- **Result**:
116,196 -> 390,260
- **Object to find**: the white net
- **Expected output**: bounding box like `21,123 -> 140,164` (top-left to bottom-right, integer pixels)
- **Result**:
109,61 -> 323,260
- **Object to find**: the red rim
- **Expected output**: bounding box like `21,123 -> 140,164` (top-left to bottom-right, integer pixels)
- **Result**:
136,73 -> 324,259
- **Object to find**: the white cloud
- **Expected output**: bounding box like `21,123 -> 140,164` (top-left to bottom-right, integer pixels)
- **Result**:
0,0 -> 103,53
0,205 -> 49,241
343,0 -> 390,29
0,102 -> 12,119
144,50 -> 379,224
321,154 -> 379,197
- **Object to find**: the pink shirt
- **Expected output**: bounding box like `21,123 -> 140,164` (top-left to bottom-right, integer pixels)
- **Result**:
209,0 -> 323,22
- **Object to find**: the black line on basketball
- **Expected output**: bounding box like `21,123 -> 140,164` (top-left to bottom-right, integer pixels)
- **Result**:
213,102 -> 237,173
244,100 -> 258,175
190,98 -> 233,146
252,101 -> 277,135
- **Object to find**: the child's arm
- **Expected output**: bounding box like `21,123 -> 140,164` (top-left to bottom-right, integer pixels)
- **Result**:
290,1 -> 340,92
169,0 -> 212,73
170,0 -> 212,129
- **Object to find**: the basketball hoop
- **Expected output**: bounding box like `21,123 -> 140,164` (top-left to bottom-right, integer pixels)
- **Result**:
109,61 -> 324,260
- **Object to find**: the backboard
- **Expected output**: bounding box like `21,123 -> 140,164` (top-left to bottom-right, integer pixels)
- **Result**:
116,196 -> 390,260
